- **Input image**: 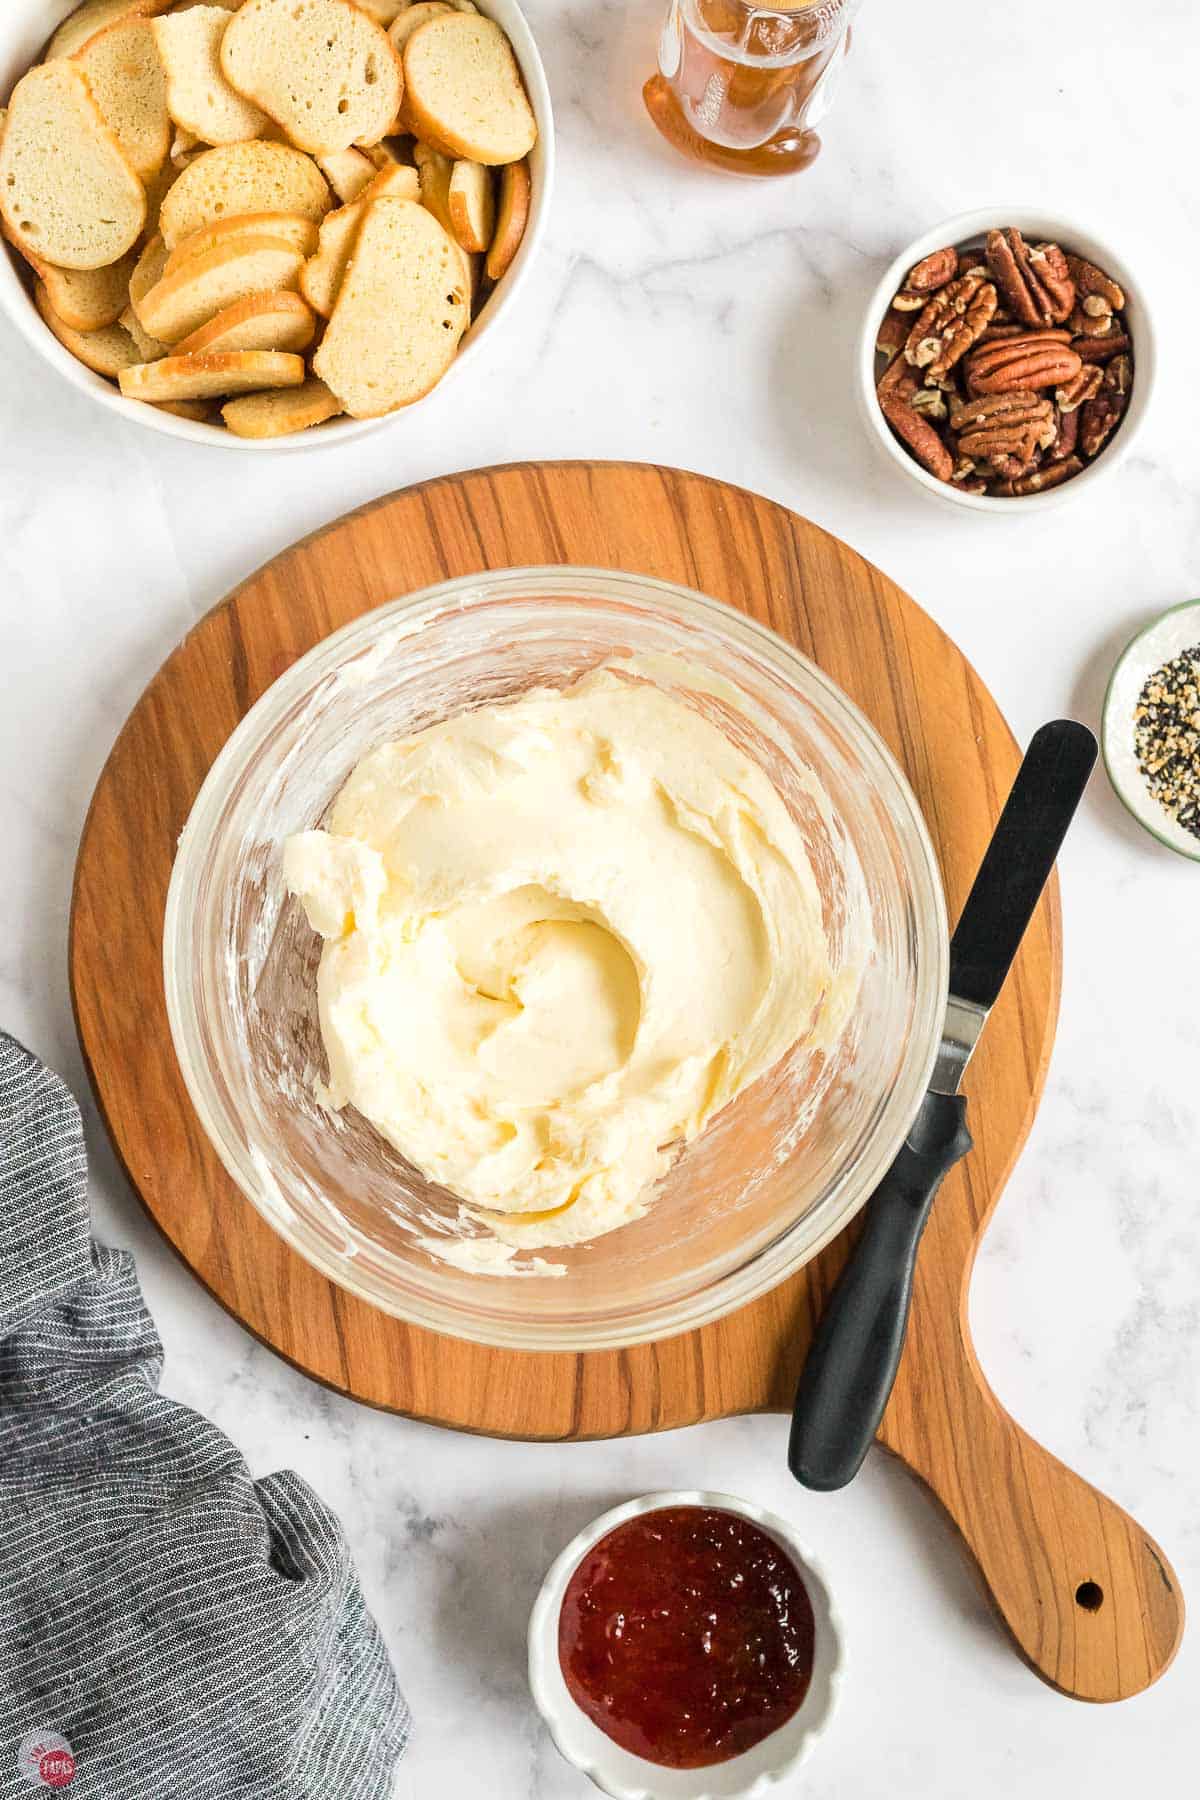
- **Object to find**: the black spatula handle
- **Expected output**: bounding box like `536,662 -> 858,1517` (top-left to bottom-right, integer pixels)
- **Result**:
788,1089 -> 972,1492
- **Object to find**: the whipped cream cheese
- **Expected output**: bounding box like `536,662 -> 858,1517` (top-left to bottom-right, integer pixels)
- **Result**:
283,668 -> 838,1251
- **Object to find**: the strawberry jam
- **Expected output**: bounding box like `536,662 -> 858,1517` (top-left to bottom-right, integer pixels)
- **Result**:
558,1505 -> 815,1770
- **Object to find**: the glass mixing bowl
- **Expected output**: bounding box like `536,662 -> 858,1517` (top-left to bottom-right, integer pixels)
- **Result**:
164,568 -> 947,1351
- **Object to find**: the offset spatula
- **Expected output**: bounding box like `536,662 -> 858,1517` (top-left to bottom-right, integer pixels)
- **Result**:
789,719 -> 1098,1492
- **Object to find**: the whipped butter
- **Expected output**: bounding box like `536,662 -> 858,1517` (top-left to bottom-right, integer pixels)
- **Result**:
283,668 -> 838,1252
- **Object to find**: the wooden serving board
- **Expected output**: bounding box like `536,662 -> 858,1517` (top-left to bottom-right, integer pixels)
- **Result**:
70,462 -> 1182,1704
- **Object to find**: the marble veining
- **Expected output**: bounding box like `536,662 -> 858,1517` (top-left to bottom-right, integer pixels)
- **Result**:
2,0 -> 1197,1792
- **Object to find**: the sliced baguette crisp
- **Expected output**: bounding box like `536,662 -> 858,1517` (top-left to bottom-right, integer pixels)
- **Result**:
141,157 -> 177,232
118,346 -> 305,398
120,302 -> 170,358
137,232 -> 305,340
413,140 -> 452,232
357,0 -> 413,24
0,63 -> 146,269
25,250 -> 136,331
0,211 -> 39,276
298,198 -> 364,317
154,397 -> 215,418
363,160 -> 420,201
385,0 -> 473,130
221,0 -> 403,155
367,159 -> 422,199
298,161 -> 416,314
35,280 -> 142,375
364,137 -> 408,169
170,124 -> 202,165
222,374 -> 341,436
0,222 -> 138,325
457,244 -> 479,315
74,16 -> 170,180
47,0 -> 175,62
407,145 -> 474,303
317,147 -> 377,203
485,152 -> 528,281
446,157 -> 492,253
387,0 -> 474,46
164,209 -> 319,274
402,13 -> 535,165
154,6 -> 270,145
312,196 -> 467,417
129,232 -> 170,318
174,286 -> 315,353
387,1 -> 452,49
158,139 -> 331,246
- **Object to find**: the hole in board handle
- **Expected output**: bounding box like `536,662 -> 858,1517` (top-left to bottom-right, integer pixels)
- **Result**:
1075,1581 -> 1104,1612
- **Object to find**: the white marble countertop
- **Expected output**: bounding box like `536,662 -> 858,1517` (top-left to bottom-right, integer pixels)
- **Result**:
2,1 -> 1197,1793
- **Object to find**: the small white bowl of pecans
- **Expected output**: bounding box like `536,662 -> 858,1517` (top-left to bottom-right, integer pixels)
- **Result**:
858,208 -> 1153,512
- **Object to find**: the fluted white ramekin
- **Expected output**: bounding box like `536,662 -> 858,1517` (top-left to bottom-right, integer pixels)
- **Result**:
529,1491 -> 844,1800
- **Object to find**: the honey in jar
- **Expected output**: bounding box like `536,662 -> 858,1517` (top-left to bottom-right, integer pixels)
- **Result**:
644,0 -> 859,177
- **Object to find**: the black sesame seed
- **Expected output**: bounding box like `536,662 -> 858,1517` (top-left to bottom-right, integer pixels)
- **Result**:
1133,644 -> 1200,840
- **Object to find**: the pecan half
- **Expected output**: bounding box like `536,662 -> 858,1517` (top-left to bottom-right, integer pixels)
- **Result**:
1079,389 -> 1127,458
965,331 -> 1082,396
992,456 -> 1083,497
985,228 -> 1076,326
949,390 -> 1054,433
949,390 -> 1056,477
878,354 -> 919,399
950,456 -> 987,492
1065,253 -> 1125,312
1055,363 -> 1103,413
957,248 -> 989,278
1046,405 -> 1079,463
876,308 -> 910,360
1067,297 -> 1117,338
880,385 -> 953,481
1105,352 -> 1133,397
904,268 -> 997,385
1073,331 -> 1132,365
910,385 -> 948,421
892,245 -> 959,310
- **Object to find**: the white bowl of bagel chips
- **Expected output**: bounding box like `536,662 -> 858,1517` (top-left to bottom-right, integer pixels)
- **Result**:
0,0 -> 553,448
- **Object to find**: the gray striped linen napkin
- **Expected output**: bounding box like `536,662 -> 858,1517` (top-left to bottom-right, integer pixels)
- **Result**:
0,1031 -> 410,1799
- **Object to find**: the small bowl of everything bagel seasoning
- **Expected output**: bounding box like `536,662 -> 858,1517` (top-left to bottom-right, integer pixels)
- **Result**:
857,208 -> 1154,512
1103,600 -> 1200,862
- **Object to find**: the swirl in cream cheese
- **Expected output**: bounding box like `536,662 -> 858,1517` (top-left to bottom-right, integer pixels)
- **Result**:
282,669 -> 837,1251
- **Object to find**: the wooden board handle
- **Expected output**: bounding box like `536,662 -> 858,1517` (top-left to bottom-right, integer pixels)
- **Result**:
899,1375 -> 1184,1702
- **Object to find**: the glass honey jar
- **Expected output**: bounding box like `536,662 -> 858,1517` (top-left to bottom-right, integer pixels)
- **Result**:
644,0 -> 860,177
